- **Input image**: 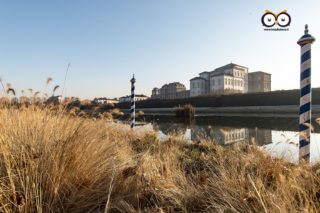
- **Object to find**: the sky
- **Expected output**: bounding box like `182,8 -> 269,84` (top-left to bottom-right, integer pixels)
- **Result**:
0,0 -> 320,99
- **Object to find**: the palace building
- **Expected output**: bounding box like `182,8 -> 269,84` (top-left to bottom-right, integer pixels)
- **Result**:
190,63 -> 271,97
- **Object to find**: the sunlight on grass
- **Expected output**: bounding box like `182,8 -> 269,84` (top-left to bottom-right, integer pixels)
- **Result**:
0,105 -> 319,212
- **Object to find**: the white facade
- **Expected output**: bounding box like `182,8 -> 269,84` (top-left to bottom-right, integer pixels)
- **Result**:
210,75 -> 224,93
190,77 -> 207,97
210,65 -> 248,94
190,63 -> 249,97
199,72 -> 210,80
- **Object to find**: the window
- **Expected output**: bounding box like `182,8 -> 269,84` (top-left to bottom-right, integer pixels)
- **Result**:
212,79 -> 215,86
218,79 -> 221,85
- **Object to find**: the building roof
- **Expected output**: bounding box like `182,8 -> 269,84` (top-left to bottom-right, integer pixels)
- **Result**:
213,63 -> 248,72
160,82 -> 186,89
199,71 -> 210,74
168,82 -> 185,86
249,71 -> 272,75
210,73 -> 234,77
190,77 -> 206,81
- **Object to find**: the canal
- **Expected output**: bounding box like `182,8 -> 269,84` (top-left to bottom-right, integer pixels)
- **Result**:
139,115 -> 320,163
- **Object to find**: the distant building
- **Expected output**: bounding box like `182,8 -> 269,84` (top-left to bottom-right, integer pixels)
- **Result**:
190,63 -> 249,97
119,94 -> 149,103
152,87 -> 160,98
151,82 -> 189,99
189,77 -> 207,97
190,63 -> 272,97
210,63 -> 249,94
176,90 -> 190,99
93,97 -> 119,104
248,71 -> 272,93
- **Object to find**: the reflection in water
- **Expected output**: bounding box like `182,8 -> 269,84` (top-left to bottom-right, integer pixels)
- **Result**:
248,128 -> 272,146
154,117 -> 272,146
191,126 -> 250,145
146,116 -> 320,163
211,127 -> 248,145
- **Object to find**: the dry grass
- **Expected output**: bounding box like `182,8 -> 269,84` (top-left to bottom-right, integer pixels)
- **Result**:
175,104 -> 195,118
0,106 -> 320,212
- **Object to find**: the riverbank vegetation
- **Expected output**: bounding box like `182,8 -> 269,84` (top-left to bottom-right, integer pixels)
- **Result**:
174,104 -> 195,118
0,105 -> 320,212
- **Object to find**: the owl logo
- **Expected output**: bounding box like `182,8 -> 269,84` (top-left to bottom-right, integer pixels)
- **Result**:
261,10 -> 291,28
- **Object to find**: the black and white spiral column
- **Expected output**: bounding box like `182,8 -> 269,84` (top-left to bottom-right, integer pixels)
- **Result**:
130,74 -> 136,129
297,25 -> 315,162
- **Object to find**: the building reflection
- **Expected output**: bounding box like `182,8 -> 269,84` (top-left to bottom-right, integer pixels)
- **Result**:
248,128 -> 272,146
190,126 -> 248,145
153,120 -> 272,146
190,126 -> 272,146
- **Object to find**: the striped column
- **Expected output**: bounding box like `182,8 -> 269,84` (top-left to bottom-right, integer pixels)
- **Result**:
297,25 -> 315,162
130,74 -> 136,129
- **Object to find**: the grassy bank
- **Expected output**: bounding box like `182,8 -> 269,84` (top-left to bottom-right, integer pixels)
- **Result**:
0,106 -> 320,212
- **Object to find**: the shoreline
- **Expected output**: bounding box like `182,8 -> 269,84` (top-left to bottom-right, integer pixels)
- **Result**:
122,105 -> 320,118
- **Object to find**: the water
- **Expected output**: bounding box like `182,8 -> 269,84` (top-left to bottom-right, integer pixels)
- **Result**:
141,116 -> 320,163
